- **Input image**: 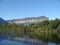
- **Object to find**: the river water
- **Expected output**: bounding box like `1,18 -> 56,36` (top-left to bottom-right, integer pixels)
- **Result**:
0,37 -> 60,45
0,39 -> 60,45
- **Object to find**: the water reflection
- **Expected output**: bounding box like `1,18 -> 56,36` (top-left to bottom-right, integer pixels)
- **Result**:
48,42 -> 56,45
48,42 -> 60,45
0,39 -> 46,45
0,37 -> 60,45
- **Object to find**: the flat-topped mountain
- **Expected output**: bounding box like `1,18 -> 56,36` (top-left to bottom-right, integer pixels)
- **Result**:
8,16 -> 49,24
0,16 -> 49,24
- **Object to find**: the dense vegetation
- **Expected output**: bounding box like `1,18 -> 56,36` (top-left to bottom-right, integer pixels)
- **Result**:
0,18 -> 60,43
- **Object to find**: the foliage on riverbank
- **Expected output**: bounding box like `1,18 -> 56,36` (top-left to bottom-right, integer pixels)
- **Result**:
0,18 -> 60,43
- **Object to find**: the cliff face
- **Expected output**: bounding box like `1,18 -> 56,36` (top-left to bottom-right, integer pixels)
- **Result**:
0,16 -> 49,24
8,16 -> 49,24
0,18 -> 8,24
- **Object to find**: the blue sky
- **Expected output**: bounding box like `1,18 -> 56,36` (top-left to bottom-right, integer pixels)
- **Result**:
0,0 -> 60,20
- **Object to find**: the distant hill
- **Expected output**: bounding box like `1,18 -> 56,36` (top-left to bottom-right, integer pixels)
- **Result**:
0,18 -> 8,24
8,16 -> 49,24
0,16 -> 49,24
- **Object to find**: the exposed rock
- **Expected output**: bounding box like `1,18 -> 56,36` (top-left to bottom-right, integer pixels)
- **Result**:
8,16 -> 49,24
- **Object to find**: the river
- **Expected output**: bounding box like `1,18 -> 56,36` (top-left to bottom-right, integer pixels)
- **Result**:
0,38 -> 60,45
0,39 -> 60,45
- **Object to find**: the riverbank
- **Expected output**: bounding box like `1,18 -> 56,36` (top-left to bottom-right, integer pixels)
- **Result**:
14,37 -> 48,45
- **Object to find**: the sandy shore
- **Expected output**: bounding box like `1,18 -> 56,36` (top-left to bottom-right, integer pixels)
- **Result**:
14,37 -> 48,45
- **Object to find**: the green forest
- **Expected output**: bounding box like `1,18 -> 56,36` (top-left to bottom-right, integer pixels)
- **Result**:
0,18 -> 60,43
